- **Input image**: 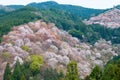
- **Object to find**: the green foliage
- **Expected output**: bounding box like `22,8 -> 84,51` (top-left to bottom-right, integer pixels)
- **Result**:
1,52 -> 11,60
0,7 -> 41,42
21,45 -> 30,52
3,63 -> 12,80
30,55 -> 43,75
39,68 -> 64,80
3,55 -> 44,80
30,61 -> 41,74
90,65 -> 102,80
30,55 -> 43,64
7,5 -> 24,10
3,60 -> 64,80
87,59 -> 120,80
5,58 -> 120,80
106,55 -> 120,65
101,64 -> 116,80
12,60 -> 23,80
39,8 -> 78,30
68,29 -> 83,40
84,76 -> 91,80
90,24 -> 120,44
65,61 -> 80,80
20,61 -> 32,80
0,10 -> 8,16
20,75 -> 26,80
28,1 -> 104,20
100,60 -> 120,80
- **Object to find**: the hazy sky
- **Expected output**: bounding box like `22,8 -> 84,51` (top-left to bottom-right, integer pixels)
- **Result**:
0,0 -> 120,9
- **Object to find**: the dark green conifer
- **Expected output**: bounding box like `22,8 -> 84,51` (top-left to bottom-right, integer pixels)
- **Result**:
90,65 -> 102,80
12,60 -> 23,80
3,63 -> 12,80
100,64 -> 114,80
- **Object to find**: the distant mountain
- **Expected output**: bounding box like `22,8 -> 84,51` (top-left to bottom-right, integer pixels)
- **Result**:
115,5 -> 120,9
27,1 -> 105,19
0,5 -> 14,15
84,8 -> 120,28
7,5 -> 24,10
28,1 -> 58,7
0,5 -> 14,11
2,1 -> 105,19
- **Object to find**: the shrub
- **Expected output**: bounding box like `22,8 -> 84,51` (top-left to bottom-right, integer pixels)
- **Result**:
21,45 -> 30,52
30,55 -> 43,75
30,55 -> 43,64
1,52 -> 11,60
3,63 -> 12,80
30,61 -> 41,73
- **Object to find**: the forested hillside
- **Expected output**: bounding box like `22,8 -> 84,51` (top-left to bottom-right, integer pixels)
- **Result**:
0,20 -> 118,80
7,5 -> 24,10
0,7 -> 41,42
0,5 -> 14,15
0,6 -> 120,44
0,1 -> 120,80
2,1 -> 104,19
27,1 -> 105,19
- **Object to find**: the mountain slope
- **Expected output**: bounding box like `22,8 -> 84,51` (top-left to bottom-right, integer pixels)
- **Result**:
0,20 -> 118,79
0,7 -> 41,42
0,7 -> 120,44
84,8 -> 120,28
7,5 -> 24,10
4,1 -> 104,20
0,5 -> 14,15
0,6 -> 97,44
27,1 -> 105,19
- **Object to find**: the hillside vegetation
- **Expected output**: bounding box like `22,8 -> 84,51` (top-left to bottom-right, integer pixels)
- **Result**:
0,5 -> 14,15
0,7 -> 41,42
0,20 -> 118,80
0,2 -> 120,80
27,1 -> 105,20
0,7 -> 119,44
